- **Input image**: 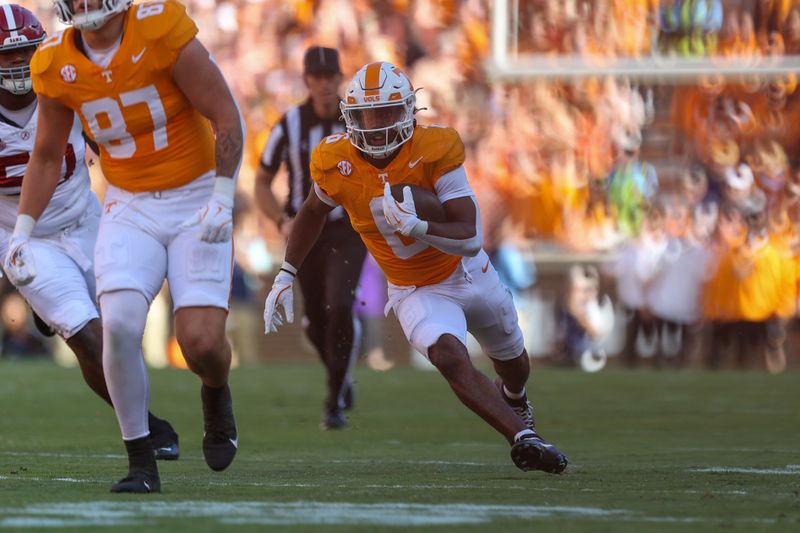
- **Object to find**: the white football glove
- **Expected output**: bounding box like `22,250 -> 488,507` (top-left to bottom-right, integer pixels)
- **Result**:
4,236 -> 36,286
181,177 -> 235,243
263,268 -> 296,334
4,214 -> 37,286
382,183 -> 427,238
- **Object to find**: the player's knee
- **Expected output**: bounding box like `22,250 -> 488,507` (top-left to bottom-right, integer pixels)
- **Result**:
428,335 -> 470,378
103,315 -> 144,358
177,326 -> 225,361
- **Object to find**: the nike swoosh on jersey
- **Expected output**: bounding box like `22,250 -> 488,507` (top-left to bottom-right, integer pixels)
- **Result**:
408,156 -> 423,169
481,259 -> 490,273
131,48 -> 147,64
230,437 -> 239,448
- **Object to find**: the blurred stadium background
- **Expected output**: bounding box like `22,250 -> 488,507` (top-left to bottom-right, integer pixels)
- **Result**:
2,0 -> 799,376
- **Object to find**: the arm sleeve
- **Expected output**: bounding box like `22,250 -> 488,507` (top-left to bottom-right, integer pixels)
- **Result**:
314,183 -> 339,208
260,122 -> 287,172
434,166 -> 474,202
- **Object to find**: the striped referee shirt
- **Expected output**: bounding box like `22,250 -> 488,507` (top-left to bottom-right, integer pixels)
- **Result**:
259,98 -> 345,217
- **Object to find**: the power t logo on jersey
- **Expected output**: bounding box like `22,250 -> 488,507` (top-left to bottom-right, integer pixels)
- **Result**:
30,0 -> 215,192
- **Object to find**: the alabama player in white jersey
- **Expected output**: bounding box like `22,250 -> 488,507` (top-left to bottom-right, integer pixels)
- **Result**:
0,3 -> 178,459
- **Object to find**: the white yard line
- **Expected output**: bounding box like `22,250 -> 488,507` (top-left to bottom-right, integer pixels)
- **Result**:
0,451 -> 125,460
0,501 -> 626,528
692,465 -> 800,475
0,500 -> 780,528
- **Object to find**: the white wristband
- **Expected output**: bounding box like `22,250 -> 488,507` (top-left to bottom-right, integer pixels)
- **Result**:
409,220 -> 428,238
280,261 -> 298,276
12,214 -> 35,239
213,176 -> 236,207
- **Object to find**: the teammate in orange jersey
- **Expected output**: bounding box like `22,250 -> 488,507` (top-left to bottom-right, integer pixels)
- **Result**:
0,2 -> 178,463
264,62 -> 568,474
7,0 -> 243,493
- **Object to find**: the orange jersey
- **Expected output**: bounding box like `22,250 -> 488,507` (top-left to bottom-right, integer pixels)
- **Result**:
312,125 -> 465,287
30,0 -> 215,192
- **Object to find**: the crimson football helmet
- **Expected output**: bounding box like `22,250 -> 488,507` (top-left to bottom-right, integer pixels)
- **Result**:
0,4 -> 46,95
340,62 -> 416,159
54,0 -> 132,31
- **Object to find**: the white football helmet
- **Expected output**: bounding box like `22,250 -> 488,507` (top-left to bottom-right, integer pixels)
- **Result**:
0,4 -> 46,95
340,62 -> 416,159
54,0 -> 132,31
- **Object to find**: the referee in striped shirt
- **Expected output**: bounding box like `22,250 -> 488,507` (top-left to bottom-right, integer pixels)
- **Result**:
255,47 -> 366,430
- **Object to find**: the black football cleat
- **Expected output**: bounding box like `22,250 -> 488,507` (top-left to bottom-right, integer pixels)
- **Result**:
511,432 -> 568,474
201,384 -> 238,472
148,415 -> 180,461
111,437 -> 161,493
320,407 -> 349,430
110,470 -> 161,494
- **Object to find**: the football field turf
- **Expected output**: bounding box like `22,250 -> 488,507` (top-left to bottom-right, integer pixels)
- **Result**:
0,361 -> 798,531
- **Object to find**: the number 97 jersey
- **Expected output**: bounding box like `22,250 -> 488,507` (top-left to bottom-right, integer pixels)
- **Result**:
29,0 -> 215,193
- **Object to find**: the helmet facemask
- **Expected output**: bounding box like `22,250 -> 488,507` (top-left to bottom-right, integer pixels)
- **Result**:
341,94 -> 415,159
0,45 -> 38,95
54,0 -> 132,31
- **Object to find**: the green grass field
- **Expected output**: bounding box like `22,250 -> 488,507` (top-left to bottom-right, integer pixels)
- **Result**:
0,360 -> 798,531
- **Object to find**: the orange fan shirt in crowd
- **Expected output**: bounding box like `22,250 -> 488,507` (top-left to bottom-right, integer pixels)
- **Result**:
311,125 -> 464,287
30,0 -> 215,192
703,241 -> 795,322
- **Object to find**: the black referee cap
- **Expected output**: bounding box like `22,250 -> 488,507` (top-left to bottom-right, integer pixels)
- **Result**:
303,46 -> 342,75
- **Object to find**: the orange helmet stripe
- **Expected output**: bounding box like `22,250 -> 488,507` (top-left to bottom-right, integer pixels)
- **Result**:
363,61 -> 383,97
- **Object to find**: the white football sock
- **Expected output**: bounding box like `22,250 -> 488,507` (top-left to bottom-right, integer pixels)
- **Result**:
100,290 -> 151,441
503,385 -> 527,400
514,429 -> 536,443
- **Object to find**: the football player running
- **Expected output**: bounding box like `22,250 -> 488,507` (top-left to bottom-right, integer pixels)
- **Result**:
0,3 -> 178,462
10,0 -> 244,492
264,62 -> 568,474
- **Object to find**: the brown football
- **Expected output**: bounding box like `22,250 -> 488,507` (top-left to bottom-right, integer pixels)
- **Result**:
390,183 -> 446,223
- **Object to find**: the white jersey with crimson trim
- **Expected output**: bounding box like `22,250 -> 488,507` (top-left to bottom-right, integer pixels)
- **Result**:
0,106 -> 91,236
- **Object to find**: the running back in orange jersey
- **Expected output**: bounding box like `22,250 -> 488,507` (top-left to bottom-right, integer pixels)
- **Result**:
312,124 -> 466,287
30,0 -> 215,192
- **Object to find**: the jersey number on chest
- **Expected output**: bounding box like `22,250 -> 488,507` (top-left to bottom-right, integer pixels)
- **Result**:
80,85 -> 168,159
368,197 -> 428,259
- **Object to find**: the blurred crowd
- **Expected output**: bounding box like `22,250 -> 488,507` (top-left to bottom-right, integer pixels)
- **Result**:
2,0 -> 799,373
